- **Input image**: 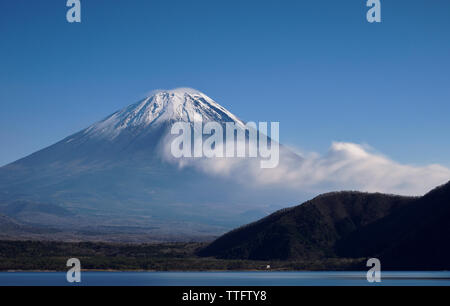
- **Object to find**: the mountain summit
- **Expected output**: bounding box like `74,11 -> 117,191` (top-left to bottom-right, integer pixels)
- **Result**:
84,88 -> 245,140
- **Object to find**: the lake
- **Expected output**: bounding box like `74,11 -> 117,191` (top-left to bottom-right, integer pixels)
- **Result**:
1,271 -> 450,286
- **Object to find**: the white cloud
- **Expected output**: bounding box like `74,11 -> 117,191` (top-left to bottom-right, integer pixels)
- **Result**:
160,135 -> 450,196
268,142 -> 450,196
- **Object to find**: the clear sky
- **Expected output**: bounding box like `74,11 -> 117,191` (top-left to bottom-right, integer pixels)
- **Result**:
1,0 -> 449,167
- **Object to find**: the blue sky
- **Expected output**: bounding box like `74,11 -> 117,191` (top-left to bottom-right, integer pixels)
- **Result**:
1,0 -> 449,167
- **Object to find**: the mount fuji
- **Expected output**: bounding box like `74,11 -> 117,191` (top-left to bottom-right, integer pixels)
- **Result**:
0,88 -> 301,241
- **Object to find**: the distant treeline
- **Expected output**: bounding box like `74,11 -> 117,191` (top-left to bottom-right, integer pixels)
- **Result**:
0,240 -> 364,271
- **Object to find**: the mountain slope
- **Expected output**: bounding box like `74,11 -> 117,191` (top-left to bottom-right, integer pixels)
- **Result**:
198,181 -> 450,268
0,214 -> 24,232
336,181 -> 450,269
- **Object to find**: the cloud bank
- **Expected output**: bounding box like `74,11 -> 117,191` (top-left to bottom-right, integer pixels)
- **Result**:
261,142 -> 450,196
161,138 -> 450,196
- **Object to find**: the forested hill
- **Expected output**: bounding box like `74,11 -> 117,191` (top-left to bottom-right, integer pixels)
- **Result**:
199,181 -> 450,270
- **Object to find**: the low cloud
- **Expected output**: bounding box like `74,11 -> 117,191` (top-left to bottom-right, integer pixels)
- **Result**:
160,137 -> 450,196
262,142 -> 450,196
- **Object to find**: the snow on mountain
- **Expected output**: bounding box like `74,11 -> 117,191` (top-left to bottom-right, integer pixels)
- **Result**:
83,88 -> 246,139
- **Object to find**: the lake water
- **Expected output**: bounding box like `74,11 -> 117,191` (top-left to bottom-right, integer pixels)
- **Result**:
1,271 -> 450,286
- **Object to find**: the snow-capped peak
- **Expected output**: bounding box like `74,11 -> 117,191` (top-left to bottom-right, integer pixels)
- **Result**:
84,88 -> 246,139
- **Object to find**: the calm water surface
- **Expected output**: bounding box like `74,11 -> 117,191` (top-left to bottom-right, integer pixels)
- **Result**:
1,271 -> 450,286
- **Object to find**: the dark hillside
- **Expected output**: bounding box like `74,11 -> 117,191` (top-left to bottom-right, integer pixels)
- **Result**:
198,192 -> 414,260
